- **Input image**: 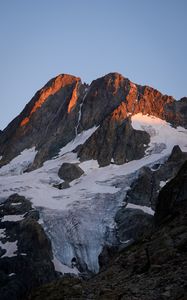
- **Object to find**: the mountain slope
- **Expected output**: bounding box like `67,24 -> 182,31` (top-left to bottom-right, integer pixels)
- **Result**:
28,160 -> 187,300
0,73 -> 186,169
0,72 -> 187,297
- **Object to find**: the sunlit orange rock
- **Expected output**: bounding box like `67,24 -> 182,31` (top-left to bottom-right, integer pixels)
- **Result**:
20,74 -> 80,127
67,81 -> 79,113
112,102 -> 127,122
126,82 -> 138,112
135,86 -> 174,117
112,73 -> 124,95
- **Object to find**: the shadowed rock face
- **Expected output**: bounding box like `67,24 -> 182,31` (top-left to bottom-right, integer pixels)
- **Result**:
155,159 -> 187,225
0,72 -> 186,169
0,194 -> 56,300
114,146 -> 187,251
0,74 -> 83,168
77,117 -> 150,166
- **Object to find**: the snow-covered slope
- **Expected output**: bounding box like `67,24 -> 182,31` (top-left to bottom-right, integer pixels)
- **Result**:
0,114 -> 187,273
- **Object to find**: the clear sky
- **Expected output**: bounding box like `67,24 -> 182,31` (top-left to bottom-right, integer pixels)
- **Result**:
0,0 -> 187,130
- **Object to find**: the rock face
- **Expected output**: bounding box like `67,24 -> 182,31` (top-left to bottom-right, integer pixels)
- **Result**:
115,208 -> 153,245
58,163 -> 84,182
155,159 -> 187,225
113,146 -> 187,246
0,194 -> 56,300
77,116 -> 150,166
0,72 -> 186,169
0,74 -> 84,168
28,161 -> 187,300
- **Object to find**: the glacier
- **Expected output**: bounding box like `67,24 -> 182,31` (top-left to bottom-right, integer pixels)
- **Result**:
0,114 -> 187,273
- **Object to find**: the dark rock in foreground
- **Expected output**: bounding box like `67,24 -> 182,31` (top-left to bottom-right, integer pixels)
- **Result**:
0,194 -> 56,300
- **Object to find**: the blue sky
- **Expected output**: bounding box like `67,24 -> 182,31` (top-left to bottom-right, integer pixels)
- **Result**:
0,0 -> 187,129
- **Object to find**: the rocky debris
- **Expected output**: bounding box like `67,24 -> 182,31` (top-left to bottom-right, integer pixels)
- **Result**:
58,162 -> 84,182
0,194 -> 56,300
0,73 -> 186,170
28,277 -> 84,300
28,161 -> 187,300
53,181 -> 70,190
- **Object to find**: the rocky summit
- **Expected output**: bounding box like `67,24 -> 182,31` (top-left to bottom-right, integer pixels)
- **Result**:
0,72 -> 187,300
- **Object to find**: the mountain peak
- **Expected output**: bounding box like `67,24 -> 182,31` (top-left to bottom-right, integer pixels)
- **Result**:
20,74 -> 80,127
0,72 -> 186,169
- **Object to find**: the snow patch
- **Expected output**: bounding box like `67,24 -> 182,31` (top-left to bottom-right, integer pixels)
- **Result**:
0,241 -> 18,257
0,147 -> 37,176
160,180 -> 168,188
59,126 -> 98,156
132,113 -> 187,155
0,228 -> 6,237
1,214 -> 25,222
11,202 -> 22,206
126,203 -> 155,215
52,256 -> 79,275
120,239 -> 131,244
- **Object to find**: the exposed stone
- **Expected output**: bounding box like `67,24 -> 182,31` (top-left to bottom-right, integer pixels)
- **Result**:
0,194 -> 56,300
77,117 -> 150,167
58,163 -> 84,182
115,208 -> 153,243
155,160 -> 187,225
125,166 -> 154,207
53,181 -> 70,190
114,146 -> 187,252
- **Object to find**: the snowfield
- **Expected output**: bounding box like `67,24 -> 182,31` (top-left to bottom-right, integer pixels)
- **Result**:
0,114 -> 187,273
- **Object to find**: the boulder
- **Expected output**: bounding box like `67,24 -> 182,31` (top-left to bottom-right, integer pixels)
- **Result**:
58,163 -> 84,182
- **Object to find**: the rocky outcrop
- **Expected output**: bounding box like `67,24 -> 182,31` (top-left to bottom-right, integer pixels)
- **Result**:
155,159 -> 187,225
0,194 -> 56,300
115,208 -> 153,245
0,74 -> 85,168
113,146 -> 187,247
0,72 -> 186,169
126,145 -> 187,207
58,163 -> 84,182
164,97 -> 187,128
77,117 -> 150,166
